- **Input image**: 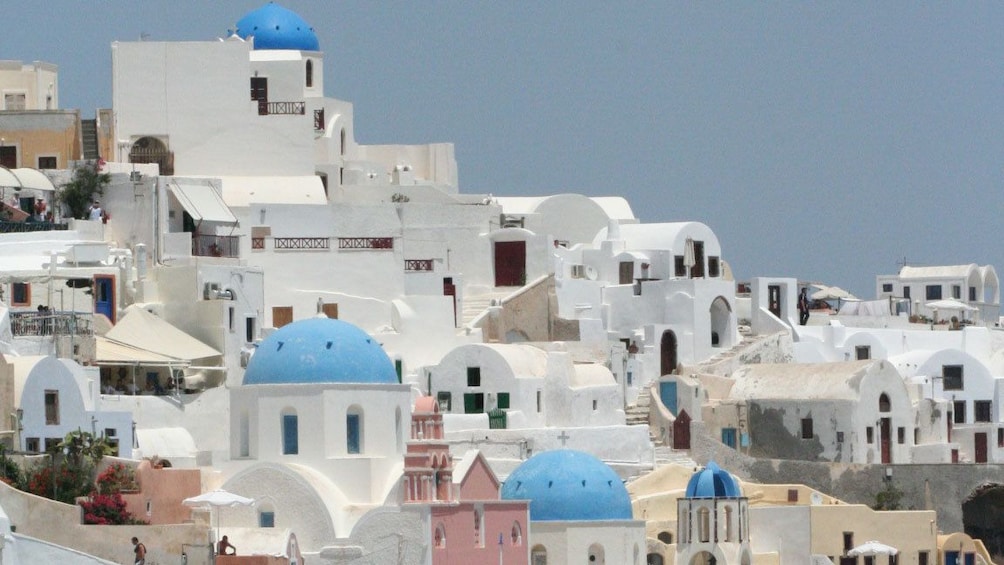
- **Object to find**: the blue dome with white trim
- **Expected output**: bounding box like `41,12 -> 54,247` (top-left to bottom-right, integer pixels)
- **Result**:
501,450 -> 632,521
685,461 -> 742,498
235,3 -> 319,51
243,317 -> 397,385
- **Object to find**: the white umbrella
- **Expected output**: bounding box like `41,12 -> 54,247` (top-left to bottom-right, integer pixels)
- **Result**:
683,237 -> 696,276
848,540 -> 898,557
183,489 -> 255,541
811,285 -> 856,301
925,299 -> 977,312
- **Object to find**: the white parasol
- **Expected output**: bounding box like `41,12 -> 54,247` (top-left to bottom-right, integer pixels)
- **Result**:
683,237 -> 696,276
811,285 -> 856,301
848,540 -> 898,557
183,489 -> 255,541
925,299 -> 977,312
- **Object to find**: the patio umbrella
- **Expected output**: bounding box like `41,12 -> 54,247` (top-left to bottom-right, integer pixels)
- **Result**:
811,285 -> 856,301
848,540 -> 898,557
924,299 -> 977,312
683,237 -> 695,276
183,489 -> 255,541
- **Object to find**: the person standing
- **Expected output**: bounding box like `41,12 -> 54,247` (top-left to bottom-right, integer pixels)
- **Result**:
798,287 -> 810,326
88,200 -> 104,221
132,536 -> 146,565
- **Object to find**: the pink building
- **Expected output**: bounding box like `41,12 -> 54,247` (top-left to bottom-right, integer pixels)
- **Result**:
404,397 -> 529,565
118,459 -> 202,525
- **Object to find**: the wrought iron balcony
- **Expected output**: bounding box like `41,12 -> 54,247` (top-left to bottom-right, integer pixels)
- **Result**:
0,220 -> 68,234
258,100 -> 306,116
10,311 -> 93,337
192,234 -> 239,258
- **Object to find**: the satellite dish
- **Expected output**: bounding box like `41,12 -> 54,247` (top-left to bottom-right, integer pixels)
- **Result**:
585,265 -> 598,281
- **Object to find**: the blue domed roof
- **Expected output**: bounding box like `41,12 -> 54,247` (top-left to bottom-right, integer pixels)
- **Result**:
501,450 -> 632,521
235,3 -> 319,51
685,461 -> 741,498
243,317 -> 398,385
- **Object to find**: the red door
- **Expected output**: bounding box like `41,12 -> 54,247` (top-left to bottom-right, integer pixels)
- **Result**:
880,418 -> 891,464
673,410 -> 691,450
975,433 -> 988,463
660,330 -> 678,376
494,241 -> 526,287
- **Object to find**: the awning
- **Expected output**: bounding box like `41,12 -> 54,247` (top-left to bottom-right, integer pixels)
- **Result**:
105,306 -> 221,362
170,182 -> 238,224
216,175 -> 327,207
94,336 -> 183,365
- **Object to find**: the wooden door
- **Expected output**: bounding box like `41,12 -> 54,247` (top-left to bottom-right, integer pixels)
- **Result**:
660,330 -> 678,376
975,432 -> 988,463
619,262 -> 633,284
494,241 -> 526,287
880,417 -> 891,464
93,275 -> 116,324
673,410 -> 691,450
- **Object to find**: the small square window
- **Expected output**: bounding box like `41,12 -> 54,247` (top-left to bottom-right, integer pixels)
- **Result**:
259,511 -> 275,528
855,346 -> 871,360
787,489 -> 798,502
926,285 -> 942,300
952,285 -> 962,299
25,437 -> 39,453
497,392 -> 510,409
942,365 -> 964,390
436,391 -> 452,411
975,401 -> 992,423
881,283 -> 893,293
836,431 -> 844,443
954,401 -> 966,424
801,418 -> 813,439
11,283 -> 29,306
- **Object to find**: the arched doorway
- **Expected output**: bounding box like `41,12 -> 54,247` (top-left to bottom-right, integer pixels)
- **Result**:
689,550 -> 717,565
661,330 -> 678,376
129,136 -> 173,175
963,483 -> 1004,560
673,410 -> 691,450
709,296 -> 732,348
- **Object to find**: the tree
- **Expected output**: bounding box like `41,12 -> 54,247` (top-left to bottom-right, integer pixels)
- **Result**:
57,161 -> 110,219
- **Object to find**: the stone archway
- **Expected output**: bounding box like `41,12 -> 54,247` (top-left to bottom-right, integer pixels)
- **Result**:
962,483 -> 1004,561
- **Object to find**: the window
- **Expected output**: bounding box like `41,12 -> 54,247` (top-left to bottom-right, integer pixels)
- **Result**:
952,285 -> 962,299
879,393 -> 891,412
511,522 -> 523,546
855,346 -> 871,360
259,510 -> 275,528
466,367 -> 481,387
346,412 -> 361,454
282,412 -> 298,455
497,392 -> 510,409
245,317 -> 257,343
11,283 -> 29,306
942,365 -> 964,390
801,418 -> 813,439
975,401 -> 992,423
437,391 -> 452,411
897,427 -> 905,444
836,431 -> 844,443
228,306 -> 236,332
250,76 -> 268,101
463,393 -> 484,414
708,256 -> 720,278
787,489 -> 799,502
843,532 -> 854,552
37,156 -> 57,169
45,437 -> 60,452
698,507 -> 711,542
4,93 -> 26,111
954,400 -> 966,424
919,551 -> 929,565
926,285 -> 942,300
434,523 -> 446,548
25,438 -> 39,453
658,531 -> 673,544
866,427 -> 874,443
44,390 -> 59,425
536,390 -> 542,412
674,256 -> 686,277
305,59 -> 313,88
998,428 -> 1004,448
531,545 -> 547,565
592,399 -> 598,411
395,359 -> 403,383
970,287 -> 977,301
474,509 -> 484,547
903,286 -> 911,299
882,283 -> 893,293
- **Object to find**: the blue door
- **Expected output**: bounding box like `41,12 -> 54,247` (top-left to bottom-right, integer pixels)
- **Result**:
94,275 -> 115,323
722,428 -> 737,449
945,551 -> 959,565
659,381 -> 678,415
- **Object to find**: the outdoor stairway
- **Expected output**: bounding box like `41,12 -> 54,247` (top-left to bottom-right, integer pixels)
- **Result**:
461,287 -> 519,327
81,119 -> 99,160
654,445 -> 698,469
625,386 -> 652,427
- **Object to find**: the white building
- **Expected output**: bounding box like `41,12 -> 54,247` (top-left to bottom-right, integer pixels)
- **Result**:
875,264 -> 1000,324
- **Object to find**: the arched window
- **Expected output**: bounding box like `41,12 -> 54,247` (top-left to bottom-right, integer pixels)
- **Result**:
305,59 -> 313,88
658,531 -> 673,544
697,507 -> 711,542
434,523 -> 446,548
648,554 -> 665,565
281,409 -> 298,455
511,521 -> 523,546
724,505 -> 734,541
879,393 -> 891,413
588,542 -> 605,563
347,406 -> 363,454
531,544 -> 547,565
340,128 -> 346,156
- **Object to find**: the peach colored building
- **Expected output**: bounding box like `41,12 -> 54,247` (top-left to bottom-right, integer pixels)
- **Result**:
117,459 -> 202,525
405,397 -> 530,565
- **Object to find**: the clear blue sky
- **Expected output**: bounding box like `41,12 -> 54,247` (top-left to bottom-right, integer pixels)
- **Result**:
7,2 -> 1004,298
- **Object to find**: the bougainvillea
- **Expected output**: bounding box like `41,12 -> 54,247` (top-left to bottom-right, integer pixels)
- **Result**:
80,492 -> 145,525
96,463 -> 138,494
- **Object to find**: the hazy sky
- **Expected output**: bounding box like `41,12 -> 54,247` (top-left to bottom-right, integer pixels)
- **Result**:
6,2 -> 1004,298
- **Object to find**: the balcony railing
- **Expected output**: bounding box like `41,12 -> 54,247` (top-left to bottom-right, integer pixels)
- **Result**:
339,237 -> 393,250
258,100 -> 306,116
192,234 -> 240,258
10,311 -> 93,337
274,237 -> 330,250
405,259 -> 434,272
0,220 -> 69,234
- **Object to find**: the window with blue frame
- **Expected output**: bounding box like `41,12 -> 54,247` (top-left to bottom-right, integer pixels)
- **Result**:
282,413 -> 298,455
259,510 -> 275,528
347,413 -> 361,454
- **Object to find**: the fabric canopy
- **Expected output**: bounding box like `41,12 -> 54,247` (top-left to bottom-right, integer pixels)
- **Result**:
170,182 -> 238,224
105,307 -> 221,362
94,336 -> 182,365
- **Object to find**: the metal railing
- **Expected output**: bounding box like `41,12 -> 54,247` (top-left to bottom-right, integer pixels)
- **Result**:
258,100 -> 306,116
274,237 -> 330,250
405,259 -> 434,272
192,234 -> 240,258
0,220 -> 68,233
338,237 -> 393,250
10,311 -> 93,337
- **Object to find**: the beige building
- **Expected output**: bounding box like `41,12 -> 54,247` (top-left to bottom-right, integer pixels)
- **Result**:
629,463 -> 991,565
